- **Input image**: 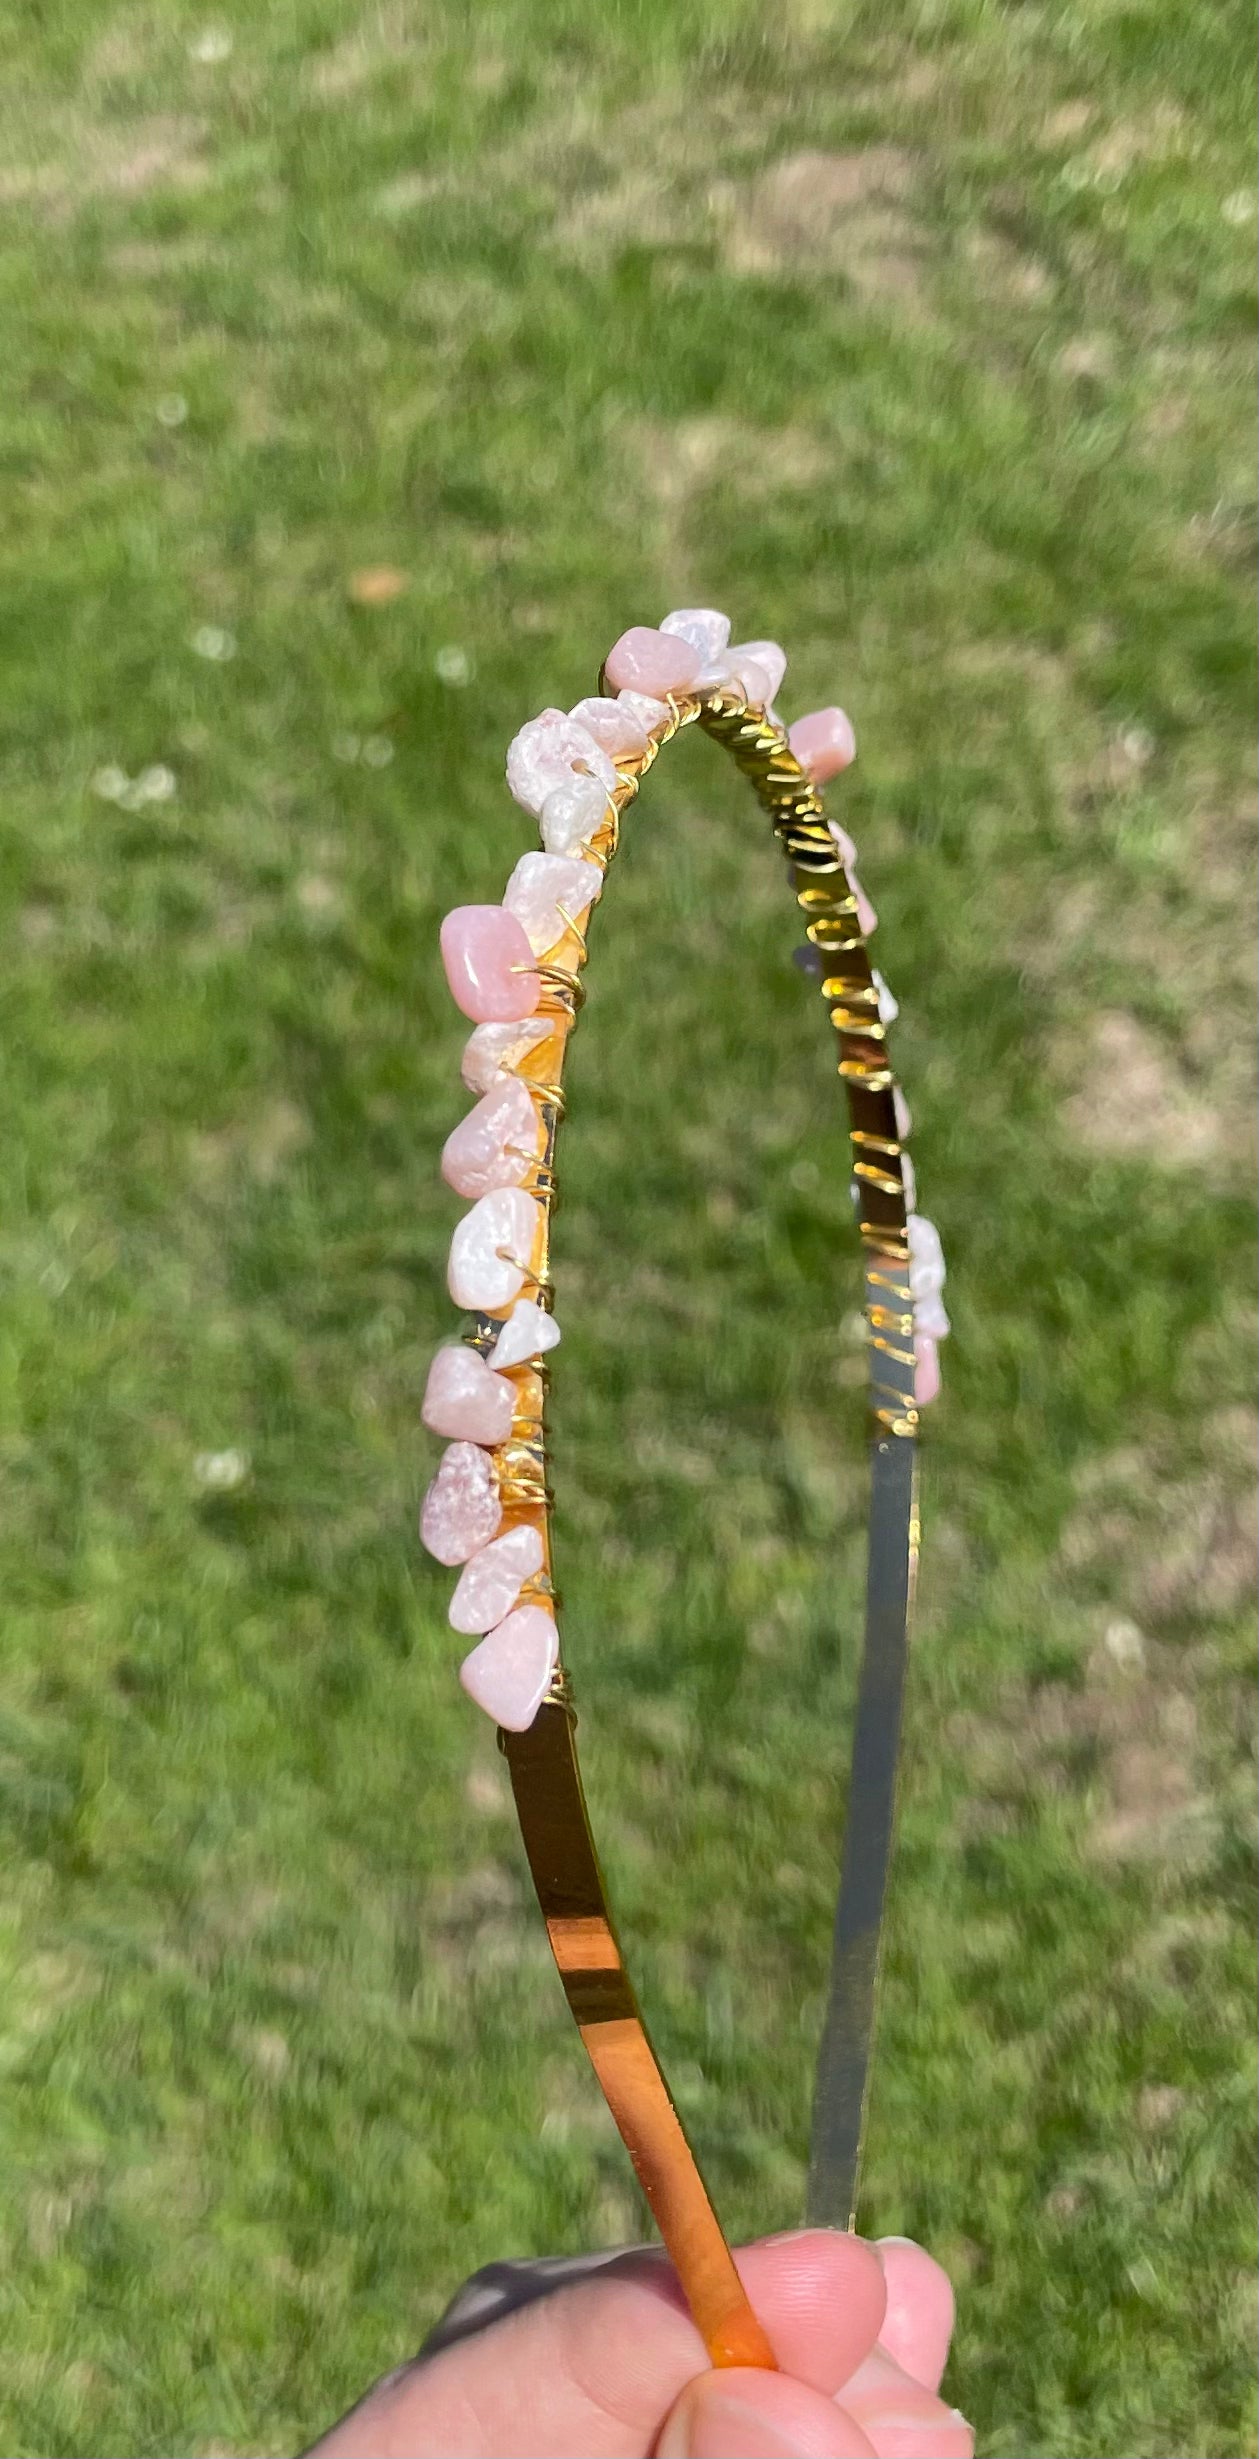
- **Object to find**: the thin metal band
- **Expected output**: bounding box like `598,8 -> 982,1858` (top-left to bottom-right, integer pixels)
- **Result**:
496,681 -> 917,2367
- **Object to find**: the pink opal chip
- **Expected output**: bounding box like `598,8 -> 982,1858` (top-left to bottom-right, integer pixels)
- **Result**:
459,1603 -> 559,1731
448,1186 -> 542,1311
506,711 -> 618,818
893,1085 -> 912,1140
441,906 -> 540,1023
828,818 -> 858,869
460,1016 -> 550,1098
421,1344 -> 516,1445
788,706 -> 857,782
448,1523 -> 544,1636
660,607 -> 731,662
854,879 -> 878,938
504,851 -> 602,956
914,1334 -> 942,1408
491,1297 -> 561,1373
616,689 -> 672,737
540,774 -> 611,858
568,695 -> 651,758
915,1287 -> 950,1341
710,639 -> 786,705
603,626 -> 703,697
442,1076 -> 543,1200
420,1440 -> 501,1565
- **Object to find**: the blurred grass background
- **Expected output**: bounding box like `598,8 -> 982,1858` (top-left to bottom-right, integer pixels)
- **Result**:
0,2 -> 1256,2452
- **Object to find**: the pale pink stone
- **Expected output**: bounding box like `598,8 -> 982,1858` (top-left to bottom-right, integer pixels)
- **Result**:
617,689 -> 672,736
901,1152 -> 918,1213
907,1213 -> 945,1302
893,1085 -> 912,1140
603,627 -> 703,696
491,1297 -> 561,1372
420,1440 -> 501,1565
441,906 -> 540,1023
711,639 -> 786,705
448,1187 -> 541,1311
828,818 -> 858,868
873,968 -> 898,1025
660,607 -> 731,662
504,851 -> 602,956
540,773 -> 611,857
914,1335 -> 941,1408
421,1345 -> 516,1445
442,1076 -> 543,1199
854,879 -> 878,937
915,1288 -> 950,1341
506,711 -> 618,818
568,696 -> 651,757
459,1604 -> 559,1731
788,707 -> 857,782
461,1016 -> 550,1097
449,1523 -> 544,1636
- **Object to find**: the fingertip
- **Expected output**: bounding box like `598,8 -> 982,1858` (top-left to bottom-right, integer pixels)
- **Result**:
872,2238 -> 955,2392
658,2368 -> 880,2459
730,2230 -> 888,2395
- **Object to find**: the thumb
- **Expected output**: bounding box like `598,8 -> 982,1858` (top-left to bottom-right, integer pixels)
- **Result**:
656,2369 -> 877,2459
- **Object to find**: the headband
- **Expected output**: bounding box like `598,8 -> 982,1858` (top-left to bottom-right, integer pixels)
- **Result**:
421,611 -> 949,2370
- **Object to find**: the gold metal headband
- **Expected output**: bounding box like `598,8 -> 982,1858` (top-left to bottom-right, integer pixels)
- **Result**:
421,615 -> 949,2373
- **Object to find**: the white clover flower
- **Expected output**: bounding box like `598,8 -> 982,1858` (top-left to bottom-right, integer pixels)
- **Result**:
191,624 -> 236,661
193,1448 -> 250,1491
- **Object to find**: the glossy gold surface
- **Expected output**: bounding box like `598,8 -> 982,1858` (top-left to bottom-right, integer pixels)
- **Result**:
476,682 -> 917,2367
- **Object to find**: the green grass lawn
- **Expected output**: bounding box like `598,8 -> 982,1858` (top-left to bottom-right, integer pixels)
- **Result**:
0,2 -> 1255,2452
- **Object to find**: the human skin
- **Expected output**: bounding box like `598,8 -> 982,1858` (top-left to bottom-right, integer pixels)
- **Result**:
305,2229 -> 971,2459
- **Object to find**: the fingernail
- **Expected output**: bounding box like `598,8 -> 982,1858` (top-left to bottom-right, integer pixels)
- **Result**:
658,2389 -> 809,2458
858,2405 -> 973,2458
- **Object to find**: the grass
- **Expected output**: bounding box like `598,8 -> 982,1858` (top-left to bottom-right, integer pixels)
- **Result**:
0,1 -> 1255,2452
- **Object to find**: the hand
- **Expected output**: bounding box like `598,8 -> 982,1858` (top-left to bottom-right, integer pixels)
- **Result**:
306,2228 -> 972,2458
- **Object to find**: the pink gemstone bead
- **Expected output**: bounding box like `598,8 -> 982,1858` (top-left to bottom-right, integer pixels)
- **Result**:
448,1523 -> 544,1636
617,689 -> 672,737
419,1440 -> 501,1565
723,640 -> 787,704
459,1604 -> 559,1731
440,906 -> 540,1023
603,626 -> 703,697
460,1016 -> 550,1098
854,879 -> 878,937
660,607 -> 731,662
506,711 -> 618,817
448,1186 -> 542,1312
915,1335 -> 941,1408
490,1297 -> 561,1373
503,851 -> 602,957
421,1345 -> 515,1446
788,707 -> 857,783
828,818 -> 858,868
441,1076 -> 542,1200
568,695 -> 651,757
